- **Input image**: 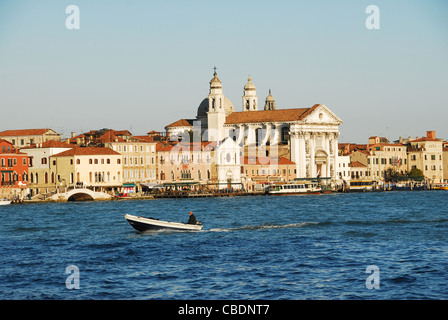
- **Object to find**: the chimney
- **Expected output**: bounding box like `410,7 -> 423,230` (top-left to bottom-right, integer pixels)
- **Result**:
427,131 -> 436,139
71,132 -> 76,138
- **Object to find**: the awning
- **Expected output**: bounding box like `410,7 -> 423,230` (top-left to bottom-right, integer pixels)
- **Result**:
123,183 -> 136,187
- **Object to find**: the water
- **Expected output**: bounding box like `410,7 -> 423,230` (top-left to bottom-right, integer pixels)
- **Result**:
1,191 -> 448,300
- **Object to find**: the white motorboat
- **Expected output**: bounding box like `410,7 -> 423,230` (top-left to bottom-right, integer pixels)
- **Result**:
0,199 -> 12,206
124,214 -> 203,232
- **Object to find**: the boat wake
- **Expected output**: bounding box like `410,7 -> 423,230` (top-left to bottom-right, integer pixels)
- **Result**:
207,221 -> 318,232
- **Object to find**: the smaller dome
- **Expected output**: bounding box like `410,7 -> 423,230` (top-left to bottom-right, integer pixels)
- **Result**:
210,72 -> 222,88
244,77 -> 256,91
266,89 -> 275,101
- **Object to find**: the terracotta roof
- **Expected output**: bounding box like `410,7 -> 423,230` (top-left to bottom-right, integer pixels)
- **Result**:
225,105 -> 320,124
243,156 -> 295,165
156,141 -> 217,152
51,147 -> 121,157
0,139 -> 13,145
409,137 -> 442,142
0,128 -> 58,136
165,119 -> 194,128
350,161 -> 367,168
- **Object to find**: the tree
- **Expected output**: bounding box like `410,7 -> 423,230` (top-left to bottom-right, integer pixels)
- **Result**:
408,168 -> 424,177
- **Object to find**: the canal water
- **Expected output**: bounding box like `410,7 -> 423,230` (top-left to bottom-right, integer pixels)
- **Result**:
1,191 -> 447,299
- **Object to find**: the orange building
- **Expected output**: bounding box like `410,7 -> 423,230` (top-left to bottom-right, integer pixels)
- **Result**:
0,139 -> 29,199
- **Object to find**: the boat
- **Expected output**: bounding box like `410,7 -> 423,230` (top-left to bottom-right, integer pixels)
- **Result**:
348,180 -> 378,192
124,214 -> 203,232
268,181 -> 321,195
433,183 -> 448,190
0,199 -> 12,206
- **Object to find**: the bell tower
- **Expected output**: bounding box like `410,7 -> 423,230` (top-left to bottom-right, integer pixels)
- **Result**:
242,76 -> 258,111
264,89 -> 276,110
207,67 -> 227,141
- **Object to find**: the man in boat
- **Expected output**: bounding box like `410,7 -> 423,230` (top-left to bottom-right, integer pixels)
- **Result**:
187,211 -> 197,225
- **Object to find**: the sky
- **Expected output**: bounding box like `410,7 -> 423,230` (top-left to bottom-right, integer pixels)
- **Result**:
0,0 -> 447,143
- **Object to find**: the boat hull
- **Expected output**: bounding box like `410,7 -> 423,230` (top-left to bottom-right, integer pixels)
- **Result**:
124,214 -> 203,232
0,200 -> 12,206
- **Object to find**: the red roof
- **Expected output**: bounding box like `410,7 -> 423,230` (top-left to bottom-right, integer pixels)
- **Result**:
51,147 -> 121,157
225,105 -> 320,124
165,119 -> 194,128
349,161 -> 367,168
0,129 -> 57,136
243,156 -> 295,165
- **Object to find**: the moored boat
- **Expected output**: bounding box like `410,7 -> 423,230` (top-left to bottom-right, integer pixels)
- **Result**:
268,181 -> 321,195
124,214 -> 203,232
433,183 -> 448,190
0,199 -> 12,206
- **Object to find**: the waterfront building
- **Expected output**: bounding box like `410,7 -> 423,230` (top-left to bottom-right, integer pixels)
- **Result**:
156,141 -> 216,189
19,140 -> 73,197
352,142 -> 408,181
349,161 -> 368,180
215,137 -> 242,190
336,149 -> 350,183
0,139 -> 29,199
166,69 -> 343,184
406,131 -> 444,183
67,129 -> 158,193
0,128 -> 61,148
443,142 -> 448,182
241,156 -> 296,192
104,134 -> 158,194
50,147 -> 123,193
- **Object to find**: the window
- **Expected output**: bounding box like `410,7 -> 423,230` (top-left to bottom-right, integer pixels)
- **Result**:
42,157 -> 47,165
107,159 -> 110,164
89,159 -> 93,164
94,159 -> 98,164
76,159 -> 80,164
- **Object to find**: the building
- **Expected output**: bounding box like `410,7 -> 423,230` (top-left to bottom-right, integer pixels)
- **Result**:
166,69 -> 343,184
406,131 -> 444,183
241,156 -> 296,192
20,140 -> 73,197
215,137 -> 242,190
443,142 -> 448,182
336,148 -> 350,183
0,129 -> 61,148
349,161 -> 368,180
50,147 -> 123,193
156,141 -> 215,189
0,139 -> 29,199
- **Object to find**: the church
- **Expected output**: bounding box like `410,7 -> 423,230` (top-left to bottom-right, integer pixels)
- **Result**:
165,69 -> 343,185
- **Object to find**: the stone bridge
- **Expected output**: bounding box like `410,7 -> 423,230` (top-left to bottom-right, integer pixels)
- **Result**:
50,188 -> 113,201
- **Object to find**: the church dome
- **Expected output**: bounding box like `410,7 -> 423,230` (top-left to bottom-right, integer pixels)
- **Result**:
197,96 -> 235,118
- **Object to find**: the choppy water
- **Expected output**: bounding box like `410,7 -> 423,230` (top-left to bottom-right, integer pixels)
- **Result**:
1,191 -> 447,299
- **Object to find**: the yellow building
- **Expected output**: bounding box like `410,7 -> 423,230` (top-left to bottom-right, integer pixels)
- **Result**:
0,129 -> 61,148
50,147 -> 123,193
407,131 -> 444,183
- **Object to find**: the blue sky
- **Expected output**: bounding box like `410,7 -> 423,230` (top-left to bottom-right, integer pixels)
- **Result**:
0,0 -> 447,143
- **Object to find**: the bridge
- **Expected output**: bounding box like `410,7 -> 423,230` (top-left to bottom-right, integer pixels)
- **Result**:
50,188 -> 113,201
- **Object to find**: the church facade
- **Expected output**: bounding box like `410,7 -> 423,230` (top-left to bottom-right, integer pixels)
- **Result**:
165,69 -> 343,186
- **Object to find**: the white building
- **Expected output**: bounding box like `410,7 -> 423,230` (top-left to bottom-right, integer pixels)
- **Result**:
167,69 -> 343,183
215,137 -> 242,189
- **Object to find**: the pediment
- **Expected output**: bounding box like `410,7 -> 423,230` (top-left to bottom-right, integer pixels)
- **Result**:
302,104 -> 343,125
